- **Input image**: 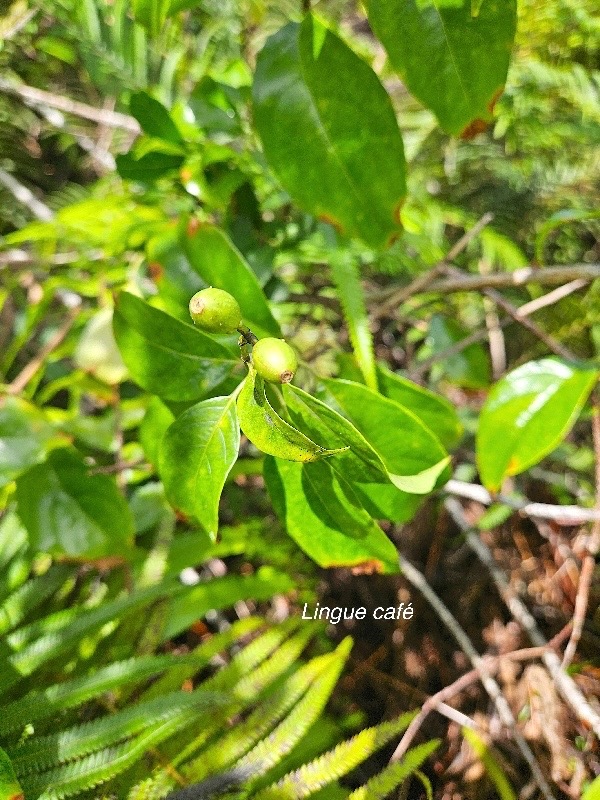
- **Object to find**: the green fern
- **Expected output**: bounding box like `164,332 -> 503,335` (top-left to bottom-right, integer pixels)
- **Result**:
329,252 -> 377,391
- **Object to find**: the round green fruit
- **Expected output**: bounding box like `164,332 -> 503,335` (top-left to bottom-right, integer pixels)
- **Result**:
252,338 -> 298,384
189,288 -> 242,333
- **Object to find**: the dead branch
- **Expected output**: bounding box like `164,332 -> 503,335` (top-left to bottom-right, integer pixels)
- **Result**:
398,557 -> 556,800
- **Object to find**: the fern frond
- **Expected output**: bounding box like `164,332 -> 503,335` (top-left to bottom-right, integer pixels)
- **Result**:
182,650 -> 337,783
0,582 -> 182,694
330,252 -> 377,391
346,741 -> 440,800
0,566 -> 73,636
9,689 -> 227,775
255,711 -> 418,800
21,703 -> 217,799
235,637 -> 352,781
231,625 -> 315,701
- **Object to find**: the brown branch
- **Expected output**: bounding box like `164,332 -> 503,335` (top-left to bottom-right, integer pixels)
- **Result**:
5,310 -> 79,395
375,213 -> 495,316
391,625 -> 572,763
411,278 -> 588,378
425,263 -> 600,294
0,77 -> 141,133
562,395 -> 600,667
444,478 -> 600,525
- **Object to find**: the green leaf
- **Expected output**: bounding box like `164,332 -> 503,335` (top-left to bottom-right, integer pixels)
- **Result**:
129,91 -> 184,144
182,222 -> 281,338
366,0 -> 517,136
113,292 -> 239,402
283,384 -> 389,483
330,252 -> 377,390
159,394 -> 240,538
139,397 -> 175,467
74,307 -> 128,386
0,398 -> 58,488
377,365 -> 463,450
131,0 -> 171,36
319,379 -> 450,489
582,776 -> 600,800
116,148 -> 185,184
426,315 -> 490,389
0,747 -> 23,800
476,358 -> 598,491
462,728 -> 516,800
264,457 -> 400,574
237,369 -> 348,463
253,15 -> 405,248
162,568 -> 294,640
15,448 -> 134,558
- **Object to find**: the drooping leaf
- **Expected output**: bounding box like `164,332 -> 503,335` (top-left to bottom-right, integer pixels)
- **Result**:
253,14 -> 405,248
366,0 -> 517,136
237,370 -> 348,463
319,379 -> 450,492
182,222 -> 280,338
0,398 -> 58,488
159,394 -> 240,538
283,384 -> 388,483
116,145 -> 185,184
477,358 -> 598,491
377,365 -> 463,449
15,448 -> 134,558
264,457 -> 400,574
113,292 -> 239,402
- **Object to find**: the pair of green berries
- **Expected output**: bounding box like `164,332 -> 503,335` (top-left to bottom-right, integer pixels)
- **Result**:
189,287 -> 298,384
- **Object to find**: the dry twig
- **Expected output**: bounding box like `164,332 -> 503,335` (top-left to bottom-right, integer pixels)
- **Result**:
445,497 -> 600,740
4,310 -> 79,396
562,396 -> 600,667
397,557 -> 556,800
444,478 -> 600,525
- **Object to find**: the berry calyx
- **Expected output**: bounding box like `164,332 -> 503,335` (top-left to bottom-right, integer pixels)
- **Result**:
252,338 -> 298,384
189,288 -> 242,334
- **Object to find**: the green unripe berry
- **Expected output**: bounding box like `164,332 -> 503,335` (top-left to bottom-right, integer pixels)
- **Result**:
252,338 -> 298,384
189,288 -> 242,334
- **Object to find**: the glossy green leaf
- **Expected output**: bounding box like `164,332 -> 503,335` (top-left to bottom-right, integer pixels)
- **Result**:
162,568 -> 293,640
237,369 -> 348,463
426,315 -> 490,389
377,365 -> 462,449
0,398 -> 58,489
182,222 -> 280,338
477,358 -> 598,491
113,292 -> 239,402
0,747 -> 23,800
15,449 -> 134,557
366,0 -> 517,136
319,379 -> 450,491
353,482 -> 421,524
159,395 -> 240,538
264,457 -> 399,574
283,385 -> 388,483
130,92 -> 184,144
253,15 -> 405,248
